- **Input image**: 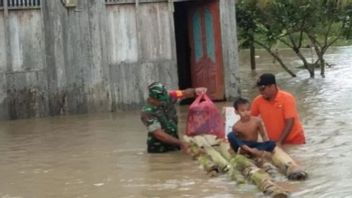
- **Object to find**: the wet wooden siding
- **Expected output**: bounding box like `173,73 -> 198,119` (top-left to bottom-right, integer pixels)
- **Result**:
0,15 -> 6,119
106,3 -> 177,110
0,0 -> 239,120
42,0 -> 112,118
0,0 -> 177,119
1,10 -> 48,119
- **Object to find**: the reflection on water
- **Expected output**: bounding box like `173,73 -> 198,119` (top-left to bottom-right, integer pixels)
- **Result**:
1,46 -> 352,197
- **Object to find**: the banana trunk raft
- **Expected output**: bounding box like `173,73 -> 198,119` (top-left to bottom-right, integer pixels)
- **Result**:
183,135 -> 308,198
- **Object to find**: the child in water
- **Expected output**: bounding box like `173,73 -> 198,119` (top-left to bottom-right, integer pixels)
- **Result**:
227,97 -> 276,157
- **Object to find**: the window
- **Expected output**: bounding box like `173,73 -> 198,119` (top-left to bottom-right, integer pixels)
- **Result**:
105,0 -> 134,4
105,0 -> 166,5
0,0 -> 41,10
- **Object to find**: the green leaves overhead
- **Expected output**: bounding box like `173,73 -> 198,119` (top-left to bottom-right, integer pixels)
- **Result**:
236,0 -> 352,77
237,0 -> 352,43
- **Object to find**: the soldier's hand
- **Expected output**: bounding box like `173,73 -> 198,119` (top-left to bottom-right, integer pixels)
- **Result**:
180,142 -> 191,154
195,87 -> 207,95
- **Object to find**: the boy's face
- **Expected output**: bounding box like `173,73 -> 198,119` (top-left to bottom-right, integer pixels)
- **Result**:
235,103 -> 251,120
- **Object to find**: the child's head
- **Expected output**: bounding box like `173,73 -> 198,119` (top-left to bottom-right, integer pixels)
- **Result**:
233,97 -> 251,118
233,97 -> 249,110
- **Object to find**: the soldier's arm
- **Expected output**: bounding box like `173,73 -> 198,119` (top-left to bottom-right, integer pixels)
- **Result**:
169,87 -> 207,100
152,128 -> 184,146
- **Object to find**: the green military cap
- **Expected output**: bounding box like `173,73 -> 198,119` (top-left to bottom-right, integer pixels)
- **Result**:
148,82 -> 169,102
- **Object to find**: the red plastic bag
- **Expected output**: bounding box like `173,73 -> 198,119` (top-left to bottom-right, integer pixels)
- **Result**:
186,94 -> 225,138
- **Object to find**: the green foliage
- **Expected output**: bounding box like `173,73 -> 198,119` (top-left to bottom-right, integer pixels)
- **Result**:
236,0 -> 257,48
236,0 -> 352,77
305,0 -> 352,38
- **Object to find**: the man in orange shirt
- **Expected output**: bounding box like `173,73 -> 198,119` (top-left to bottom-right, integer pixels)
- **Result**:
251,73 -> 305,145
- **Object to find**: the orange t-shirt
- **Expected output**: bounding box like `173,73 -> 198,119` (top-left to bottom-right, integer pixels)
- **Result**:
251,90 -> 305,144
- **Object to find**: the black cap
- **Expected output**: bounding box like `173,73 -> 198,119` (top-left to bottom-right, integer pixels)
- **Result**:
256,73 -> 276,86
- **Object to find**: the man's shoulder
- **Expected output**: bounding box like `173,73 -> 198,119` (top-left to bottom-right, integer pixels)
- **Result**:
278,90 -> 294,98
253,95 -> 265,103
253,95 -> 262,100
277,90 -> 296,104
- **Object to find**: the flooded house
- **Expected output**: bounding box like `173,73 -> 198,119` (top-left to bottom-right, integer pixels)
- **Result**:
0,0 -> 240,120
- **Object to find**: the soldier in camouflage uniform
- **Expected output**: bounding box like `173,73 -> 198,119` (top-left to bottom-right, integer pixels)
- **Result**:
141,82 -> 207,153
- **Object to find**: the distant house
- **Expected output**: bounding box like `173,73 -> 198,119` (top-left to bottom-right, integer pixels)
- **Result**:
0,0 -> 240,120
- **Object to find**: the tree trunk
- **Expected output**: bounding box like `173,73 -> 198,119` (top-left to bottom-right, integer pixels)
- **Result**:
250,39 -> 256,70
318,52 -> 326,78
254,41 -> 296,77
271,147 -> 308,180
306,34 -> 325,78
295,49 -> 315,78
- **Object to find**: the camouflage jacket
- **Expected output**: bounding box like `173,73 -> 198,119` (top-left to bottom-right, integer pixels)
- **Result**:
140,94 -> 180,152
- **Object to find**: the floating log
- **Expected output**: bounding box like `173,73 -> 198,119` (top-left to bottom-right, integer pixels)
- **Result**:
185,135 -> 245,183
216,138 -> 246,183
271,147 -> 308,180
186,135 -> 289,198
218,141 -> 289,198
229,154 -> 288,198
184,135 -> 229,172
188,143 -> 221,177
254,157 -> 279,176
